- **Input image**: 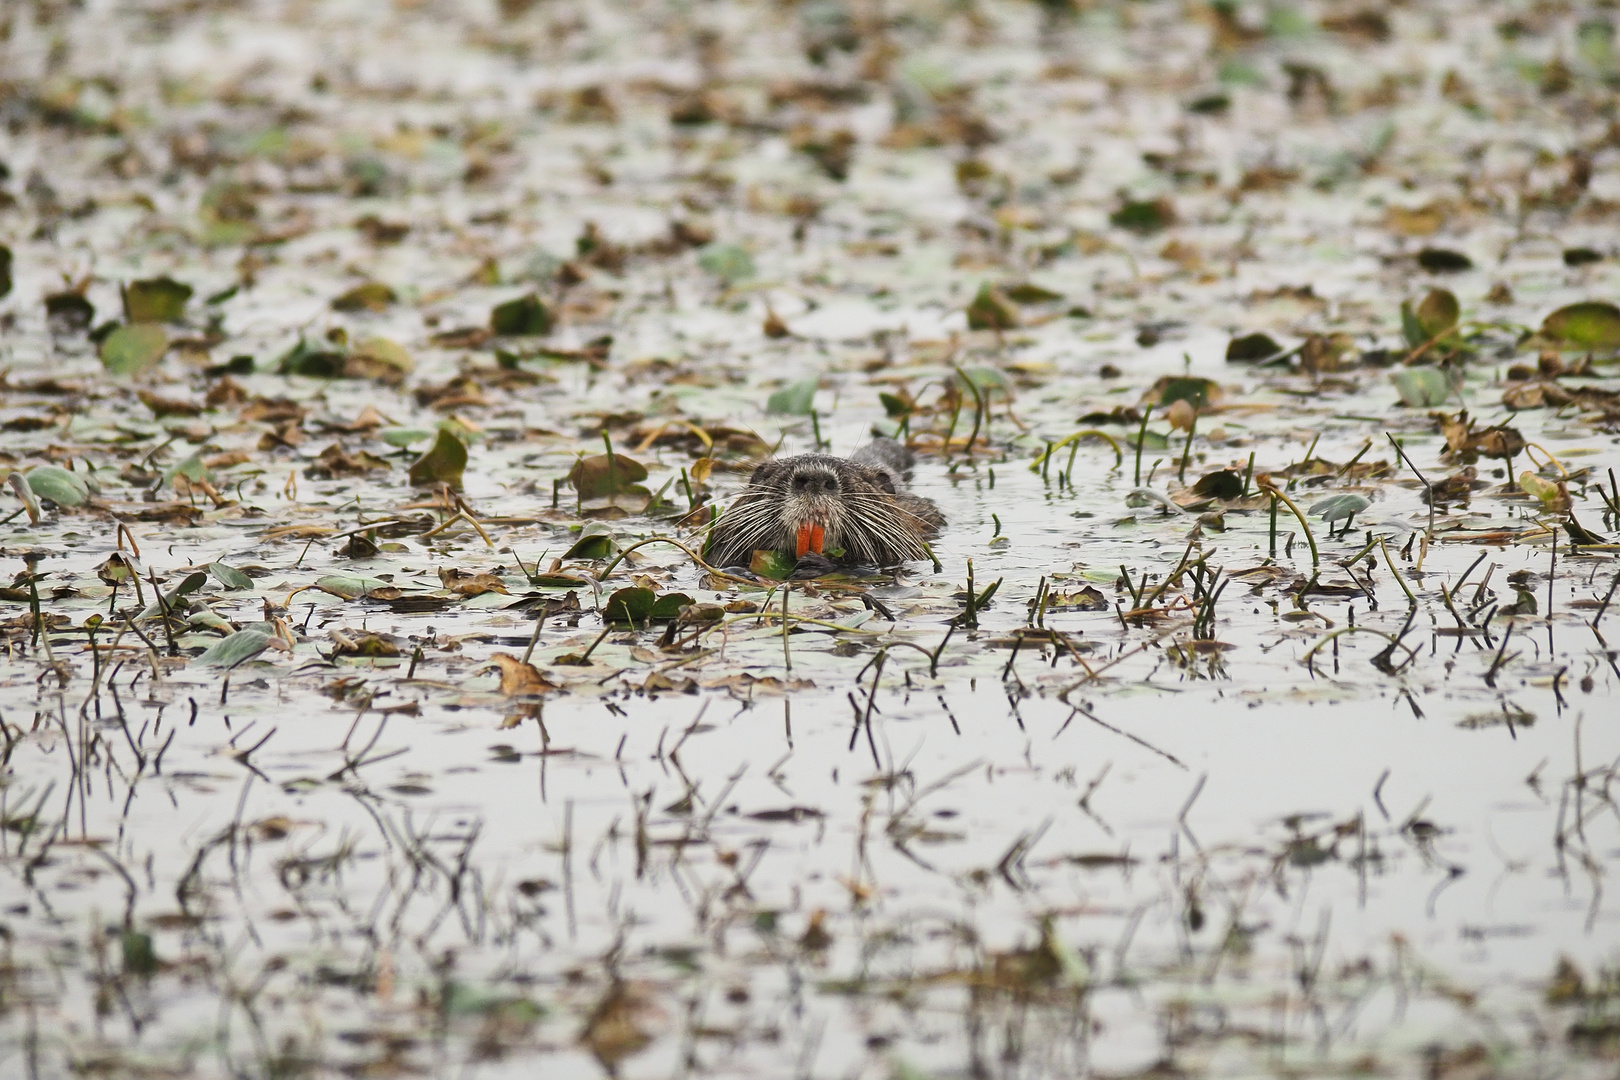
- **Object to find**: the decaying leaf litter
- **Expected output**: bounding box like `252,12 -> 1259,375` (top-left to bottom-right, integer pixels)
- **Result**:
1,0 -> 1619,1076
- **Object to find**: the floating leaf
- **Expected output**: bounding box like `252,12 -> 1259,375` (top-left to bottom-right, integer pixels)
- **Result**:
1308,493 -> 1371,523
766,377 -> 819,416
1151,376 -> 1221,409
121,930 -> 159,976
197,627 -> 278,668
1401,288 -> 1459,347
1191,470 -> 1243,500
379,427 -> 435,448
208,562 -> 254,590
563,522 -> 616,560
100,324 -> 169,375
1110,197 -> 1174,233
491,292 -> 553,335
603,587 -> 656,625
45,291 -> 95,334
1003,282 -> 1063,304
568,452 -> 649,499
0,245 -> 10,299
331,281 -> 396,312
1518,471 -> 1568,512
697,243 -> 755,283
123,277 -> 193,323
965,283 -> 1017,330
1416,248 -> 1472,272
1390,367 -> 1451,407
488,653 -> 555,695
276,337 -> 348,377
408,429 -> 469,487
1541,301 -> 1620,350
26,466 -> 90,508
650,593 -> 695,620
1225,332 -> 1283,362
314,574 -> 396,600
749,549 -> 796,580
347,336 -> 414,378
163,451 -> 210,486
1563,248 -> 1604,268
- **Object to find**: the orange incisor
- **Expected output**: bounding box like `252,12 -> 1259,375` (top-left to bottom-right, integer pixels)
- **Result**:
795,522 -> 825,558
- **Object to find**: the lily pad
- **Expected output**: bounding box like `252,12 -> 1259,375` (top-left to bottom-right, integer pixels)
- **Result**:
697,244 -> 755,283
1225,332 -> 1284,363
568,452 -> 649,499
197,627 -> 278,668
123,277 -> 193,323
491,292 -> 553,336
563,522 -> 616,560
379,427 -> 436,448
603,587 -> 656,625
1309,493 -> 1371,523
1401,288 -> 1459,347
100,324 -> 169,375
208,562 -> 254,590
766,377 -> 819,416
26,465 -> 90,507
1541,301 -> 1620,350
331,281 -> 396,312
1390,367 -> 1451,407
408,429 -> 469,487
965,283 -> 1017,330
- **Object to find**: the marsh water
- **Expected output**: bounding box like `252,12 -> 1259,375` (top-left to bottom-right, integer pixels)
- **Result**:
1,1 -> 1618,1077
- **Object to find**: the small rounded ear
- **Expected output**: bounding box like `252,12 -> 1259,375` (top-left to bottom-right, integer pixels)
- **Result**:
873,471 -> 897,494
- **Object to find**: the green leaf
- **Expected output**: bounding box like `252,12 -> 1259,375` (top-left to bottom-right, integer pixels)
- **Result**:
1390,368 -> 1451,407
1308,494 -> 1371,523
766,377 -> 819,416
562,523 -> 616,560
490,292 -> 553,335
528,573 -> 590,588
1002,282 -> 1063,304
749,549 -> 796,580
1109,198 -> 1174,233
1225,332 -> 1283,362
121,930 -> 159,976
965,283 -> 1017,330
697,243 -> 755,284
276,337 -> 348,377
197,627 -> 277,668
123,277 -> 193,323
26,466 -> 89,508
1157,376 -> 1219,409
0,245 -> 11,300
1541,301 -> 1620,350
347,336 -> 414,377
313,574 -> 393,599
568,452 -> 649,499
208,562 -> 254,590
955,366 -> 1010,396
376,428 -> 433,449
331,281 -> 396,312
603,587 -> 656,625
163,451 -> 210,485
1191,470 -> 1243,500
408,429 -> 469,487
1401,288 -> 1459,347
1518,471 -> 1564,511
100,324 -> 169,375
649,592 -> 695,620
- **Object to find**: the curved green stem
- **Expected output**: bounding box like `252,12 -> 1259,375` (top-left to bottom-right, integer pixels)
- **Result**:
1259,483 -> 1320,569
1029,429 -> 1124,472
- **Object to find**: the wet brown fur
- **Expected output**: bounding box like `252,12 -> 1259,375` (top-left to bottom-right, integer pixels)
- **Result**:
704,439 -> 944,568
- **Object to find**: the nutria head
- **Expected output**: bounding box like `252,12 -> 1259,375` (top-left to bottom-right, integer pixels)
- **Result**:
705,453 -> 937,569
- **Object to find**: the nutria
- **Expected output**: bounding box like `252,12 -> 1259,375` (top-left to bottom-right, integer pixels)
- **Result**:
704,438 -> 944,571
